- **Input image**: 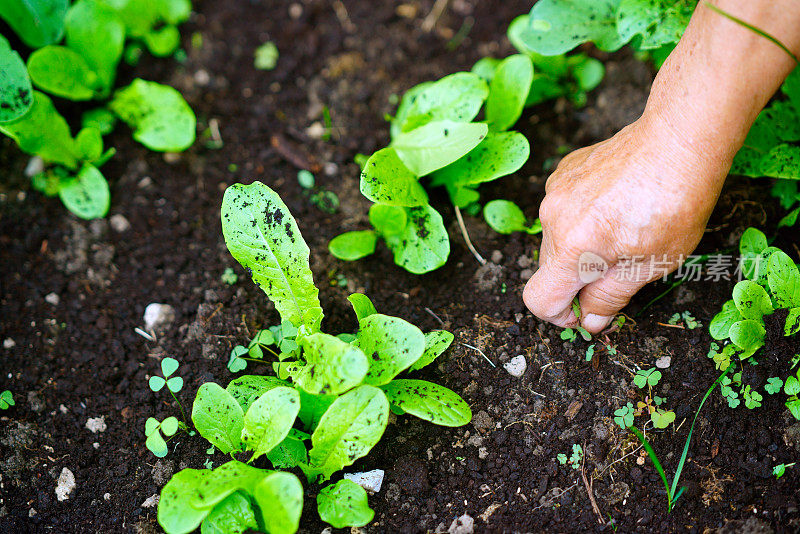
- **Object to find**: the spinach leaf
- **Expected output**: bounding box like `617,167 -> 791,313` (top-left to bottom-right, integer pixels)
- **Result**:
486,54 -> 533,132
380,379 -> 472,427
392,72 -> 488,134
158,468 -> 212,534
392,120 -> 488,176
58,163 -> 110,219
520,0 -> 626,55
354,314 -> 425,385
616,0 -> 694,50
767,250 -> 800,308
306,385 -> 389,481
739,227 -> 768,279
729,319 -> 766,353
317,479 -> 374,528
192,383 -> 244,454
709,300 -> 742,340
732,280 -> 773,320
381,205 -> 450,274
200,492 -> 258,534
409,330 -> 454,371
241,386 -> 300,461
110,78 -> 196,152
293,333 -> 368,395
360,147 -> 428,206
431,131 -> 530,190
347,293 -> 377,322
328,231 -> 377,261
0,35 -> 33,122
65,0 -> 125,94
110,0 -> 191,56
266,429 -> 309,469
0,0 -> 68,48
27,45 -> 99,100
368,203 -> 406,235
226,375 -> 288,412
221,182 -> 323,331
483,200 -> 541,235
786,307 -> 800,336
296,388 -> 335,433
252,471 -> 304,534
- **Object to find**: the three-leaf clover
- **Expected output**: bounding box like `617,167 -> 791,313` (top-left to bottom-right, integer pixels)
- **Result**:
765,377 -> 784,395
228,345 -> 249,373
743,385 -> 763,409
560,328 -> 577,342
145,416 -> 179,458
149,357 -> 183,393
633,368 -> 661,389
650,409 -> 676,429
221,267 -> 238,285
585,344 -> 595,362
614,403 -> 634,429
0,390 -> 14,410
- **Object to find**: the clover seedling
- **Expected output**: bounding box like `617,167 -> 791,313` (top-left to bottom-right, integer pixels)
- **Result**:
149,357 -> 183,393
669,311 -> 701,329
633,368 -> 661,389
0,390 -> 14,410
774,462 -> 796,478
561,328 -> 577,342
614,402 -> 634,429
221,267 -> 238,285
557,444 -> 583,470
145,416 -> 179,458
585,344 -> 595,362
766,377 -> 784,395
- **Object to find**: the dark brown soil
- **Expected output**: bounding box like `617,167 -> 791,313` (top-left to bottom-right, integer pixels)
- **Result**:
2,1 -> 800,533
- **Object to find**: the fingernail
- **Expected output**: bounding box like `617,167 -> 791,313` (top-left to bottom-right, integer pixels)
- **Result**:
582,314 -> 613,333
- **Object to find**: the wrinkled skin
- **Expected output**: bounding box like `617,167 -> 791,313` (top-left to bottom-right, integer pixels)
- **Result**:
524,0 -> 800,333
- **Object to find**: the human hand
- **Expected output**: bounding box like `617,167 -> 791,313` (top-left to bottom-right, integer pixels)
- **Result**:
522,110 -> 730,333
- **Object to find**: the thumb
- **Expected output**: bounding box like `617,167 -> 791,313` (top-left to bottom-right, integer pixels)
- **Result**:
523,256 -> 586,328
578,267 -> 648,333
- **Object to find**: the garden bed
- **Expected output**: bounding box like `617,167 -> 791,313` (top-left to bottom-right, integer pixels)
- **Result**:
1,0 -> 799,532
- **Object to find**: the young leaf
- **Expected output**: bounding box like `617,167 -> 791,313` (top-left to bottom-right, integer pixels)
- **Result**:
226,375 -> 288,412
616,0 -> 693,50
409,330 -> 455,372
146,429 -> 169,458
430,131 -> 530,188
785,376 -> 800,396
572,56 -> 605,91
518,0 -> 627,55
266,429 -> 309,469
0,91 -> 79,168
767,250 -> 800,308
0,0 -> 69,48
732,280 -> 773,320
252,471 -> 304,534
0,36 -> 33,122
296,389 -> 336,433
390,80 -> 434,139
58,164 -> 110,220
486,54 -> 533,132
189,461 -> 268,510
241,386 -> 300,461
759,144 -> 800,180
293,333 -> 368,395
360,147 -> 428,206
709,300 -> 743,340
221,182 -> 323,331
317,479 -> 375,529
380,379 -> 472,427
650,408 -> 676,429
392,120 -> 488,176
368,203 -> 407,235
158,469 -> 213,534
192,383 -> 245,454
200,491 -> 258,534
110,79 -> 195,152
483,200 -> 540,235
348,293 -> 377,322
728,319 -> 766,352
786,307 -> 800,336
739,227 -> 768,279
328,231 -> 378,261
381,205 -> 450,274
354,314 -> 425,385
65,0 -> 125,94
393,72 -> 488,134
471,57 -> 501,83
27,46 -> 99,100
307,385 -> 390,481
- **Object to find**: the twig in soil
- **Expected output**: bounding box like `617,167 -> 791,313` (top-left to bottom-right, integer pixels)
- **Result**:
270,134 -> 321,172
208,118 -> 223,148
504,420 -> 535,430
581,447 -> 605,525
454,205 -> 486,265
135,327 -> 155,342
425,307 -> 446,327
203,303 -> 224,325
657,322 -> 685,329
461,342 -> 495,367
422,0 -> 450,32
331,1 -> 355,33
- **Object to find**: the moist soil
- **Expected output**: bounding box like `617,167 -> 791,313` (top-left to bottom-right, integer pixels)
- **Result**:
1,1 -> 799,532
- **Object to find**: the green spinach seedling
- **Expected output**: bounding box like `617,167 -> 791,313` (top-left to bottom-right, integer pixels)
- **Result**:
773,462 -> 796,478
0,390 -> 14,410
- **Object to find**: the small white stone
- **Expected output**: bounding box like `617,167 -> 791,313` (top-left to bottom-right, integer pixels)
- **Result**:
193,69 -> 211,86
93,442 -> 100,449
655,356 -> 671,369
289,2 -> 302,18
28,508 -> 37,517
109,214 -> 131,233
103,493 -> 111,501
45,292 -> 60,306
3,338 -> 15,349
138,176 -> 153,189
448,513 -> 474,534
55,467 -> 76,501
503,355 -> 527,377
59,404 -> 68,414
86,416 -> 107,433
306,122 -> 325,139
343,469 -> 384,493
141,494 -> 159,508
143,303 -> 175,331
24,156 -> 44,177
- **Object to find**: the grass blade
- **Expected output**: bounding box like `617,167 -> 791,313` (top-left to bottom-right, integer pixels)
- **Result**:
629,426 -> 673,511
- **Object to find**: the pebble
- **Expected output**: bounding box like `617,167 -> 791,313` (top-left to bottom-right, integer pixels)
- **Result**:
517,255 -> 532,268
143,303 -> 176,331
86,417 -> 106,433
490,250 -> 503,263
306,122 -> 325,139
28,508 -> 36,517
104,493 -> 111,501
448,513 -> 474,534
109,214 -> 131,233
141,494 -> 159,508
344,469 -> 384,493
655,355 -> 671,369
55,467 -> 76,501
44,292 -> 60,306
3,338 -> 15,349
59,404 -> 68,414
519,268 -> 534,280
503,355 -> 527,377
193,69 -> 210,86
24,156 -> 44,177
